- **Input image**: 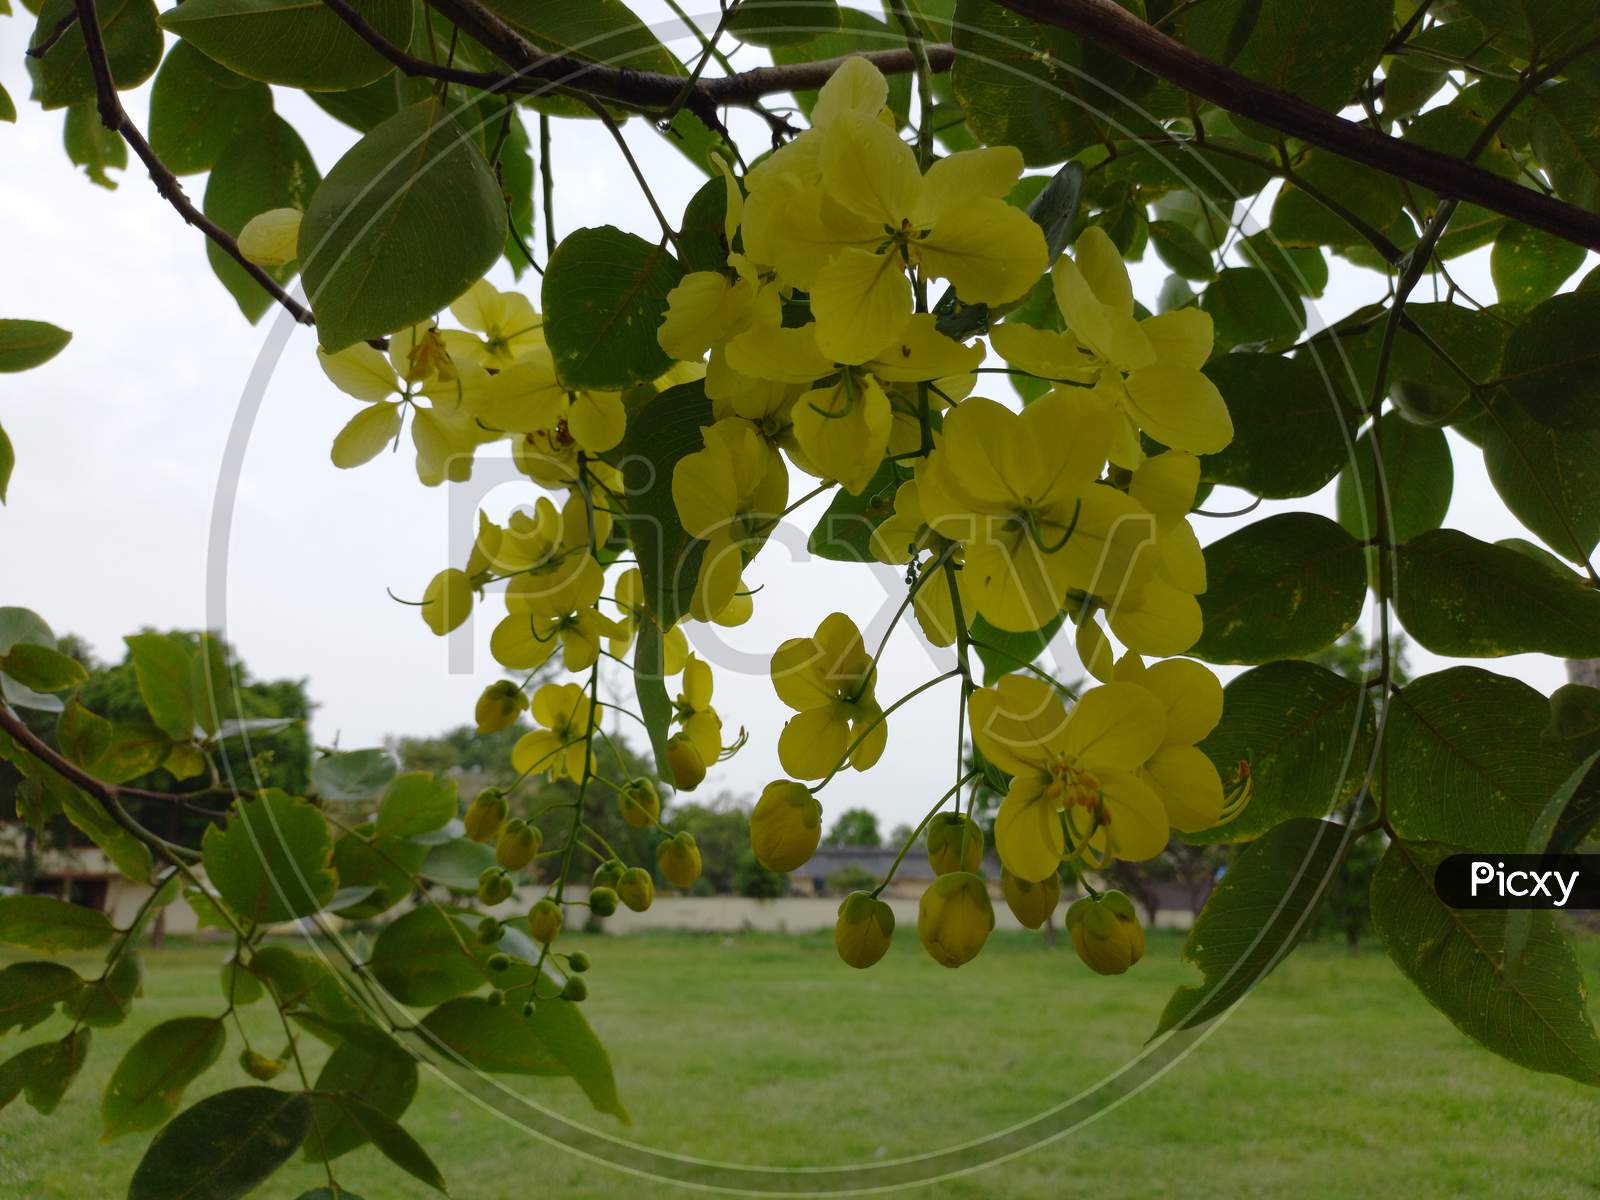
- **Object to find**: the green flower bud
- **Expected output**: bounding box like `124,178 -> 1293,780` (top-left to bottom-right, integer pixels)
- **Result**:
496,817 -> 542,871
656,831 -> 702,889
464,788 -> 508,844
618,777 -> 662,828
917,872 -> 994,968
834,891 -> 894,969
527,897 -> 563,944
475,679 -> 529,735
665,733 -> 707,791
925,812 -> 984,876
567,951 -> 591,973
475,916 -> 502,945
589,886 -> 619,917
477,866 -> 513,906
618,866 -> 654,912
1065,890 -> 1145,975
238,1048 -> 285,1081
1001,867 -> 1060,930
749,780 -> 822,872
561,976 -> 589,1002
592,858 -> 625,890
487,952 -> 511,972
487,989 -> 505,1007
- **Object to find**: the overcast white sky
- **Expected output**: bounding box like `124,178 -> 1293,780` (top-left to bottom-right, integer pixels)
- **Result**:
0,4 -> 1579,830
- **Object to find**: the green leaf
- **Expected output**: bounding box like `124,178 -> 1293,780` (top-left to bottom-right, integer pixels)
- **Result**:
806,462 -> 900,562
57,775 -> 156,883
1192,661 -> 1373,843
375,771 -> 457,838
951,0 -> 1155,165
1479,395 -> 1600,564
310,68 -> 430,132
313,1093 -> 445,1191
0,81 -> 14,123
305,1038 -> 417,1161
312,747 -> 396,800
63,101 -> 126,188
204,113 -> 320,323
1371,838 -> 1600,1085
1494,291 -> 1600,431
64,949 -> 142,1027
0,420 -> 11,504
0,894 -> 114,951
541,226 -> 682,390
1155,818 -> 1345,1035
86,721 -> 171,785
1237,232 -> 1326,298
201,790 -> 338,924
1269,149 -> 1406,248
159,0 -> 413,90
124,631 -> 196,740
0,606 -> 64,712
418,836 -> 495,892
1199,353 -> 1356,498
1335,411 -> 1453,542
419,995 -> 564,1074
1491,221 -> 1585,308
1530,82 -> 1600,213
300,98 -> 505,351
0,1029 -> 90,1114
727,0 -> 841,46
1394,529 -> 1600,658
0,961 -> 82,1035
1148,219 -> 1215,281
970,612 -> 1067,687
1547,683 -> 1600,765
189,632 -> 235,737
366,906 -> 482,1005
1201,267 -> 1304,353
0,319 -> 71,372
1193,514 -> 1365,664
27,0 -> 161,110
333,828 -> 426,917
148,41 -> 275,176
128,1086 -> 313,1200
1382,666 -> 1579,850
248,947 -> 371,1033
0,642 -> 87,692
101,1016 -> 227,1139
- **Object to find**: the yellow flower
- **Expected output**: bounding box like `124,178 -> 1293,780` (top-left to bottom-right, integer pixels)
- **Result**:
420,568 -> 473,635
671,418 -> 788,621
237,207 -> 301,267
917,872 -> 994,967
991,227 -> 1232,467
657,831 -> 703,888
1112,654 -> 1226,833
618,777 -> 661,829
1065,890 -> 1145,975
834,890 -> 894,968
618,866 -> 654,912
495,818 -> 542,871
673,654 -> 723,765
916,390 -> 1156,633
750,780 -> 823,871
527,897 -> 562,944
658,262 -> 759,362
463,788 -> 507,843
475,680 -> 528,734
770,612 -> 887,780
665,732 -> 707,791
970,673 -> 1168,880
511,682 -> 596,782
925,812 -> 984,875
1101,451 -> 1207,656
868,480 -> 968,647
449,278 -> 544,367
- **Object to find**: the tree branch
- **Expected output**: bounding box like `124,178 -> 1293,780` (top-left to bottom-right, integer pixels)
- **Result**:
71,0 -> 316,328
994,0 -> 1600,250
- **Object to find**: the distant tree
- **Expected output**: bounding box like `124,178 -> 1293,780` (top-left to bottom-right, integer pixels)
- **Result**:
1309,629 -> 1411,686
664,794 -> 751,893
824,864 -> 878,896
734,849 -> 787,899
827,808 -> 882,847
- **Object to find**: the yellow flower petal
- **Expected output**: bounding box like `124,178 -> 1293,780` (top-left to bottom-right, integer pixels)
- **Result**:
1144,745 -> 1224,832
659,271 -> 753,361
1129,450 -> 1200,519
330,402 -> 401,468
778,706 -> 851,779
318,344 -> 398,402
791,375 -> 892,494
490,613 -> 557,670
915,146 -> 1024,225
968,674 -> 1067,777
1107,578 -> 1204,658
848,706 -> 887,769
683,655 -> 713,709
684,708 -> 722,764
672,439 -> 739,539
1121,364 -> 1235,455
1141,307 -> 1213,370
1141,658 -> 1223,744
989,323 -> 1096,382
1074,225 -> 1134,315
511,728 -> 563,777
994,777 -> 1065,882
819,112 -> 922,227
1095,768 -> 1170,860
1062,682 -> 1166,771
420,568 -> 472,635
812,55 -> 889,127
863,314 -> 984,382
919,198 -> 1047,307
568,389 -> 625,453
810,247 -> 914,366
771,636 -> 836,712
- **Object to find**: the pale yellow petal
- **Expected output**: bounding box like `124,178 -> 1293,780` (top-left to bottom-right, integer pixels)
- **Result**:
330,402 -> 401,468
918,198 -> 1047,307
778,706 -> 851,779
968,674 -> 1067,776
318,344 -> 398,402
819,112 -> 922,226
1121,365 -> 1235,455
1062,682 -> 1166,771
1141,307 -> 1213,370
810,247 -> 914,366
995,778 -> 1065,883
1144,745 -> 1224,833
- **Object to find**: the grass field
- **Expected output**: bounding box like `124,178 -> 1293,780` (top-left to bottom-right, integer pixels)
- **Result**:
3,928 -> 1597,1200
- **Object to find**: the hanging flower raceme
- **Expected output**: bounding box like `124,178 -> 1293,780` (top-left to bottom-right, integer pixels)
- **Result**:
769,612 -> 887,780
673,654 -> 724,768
990,226 -> 1233,468
969,673 -> 1169,881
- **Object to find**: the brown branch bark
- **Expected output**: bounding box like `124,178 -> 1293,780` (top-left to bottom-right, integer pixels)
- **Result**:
71,0 -> 316,329
994,0 -> 1600,250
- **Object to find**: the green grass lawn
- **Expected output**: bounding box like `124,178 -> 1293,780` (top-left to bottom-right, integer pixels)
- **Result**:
3,928 -> 1598,1200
